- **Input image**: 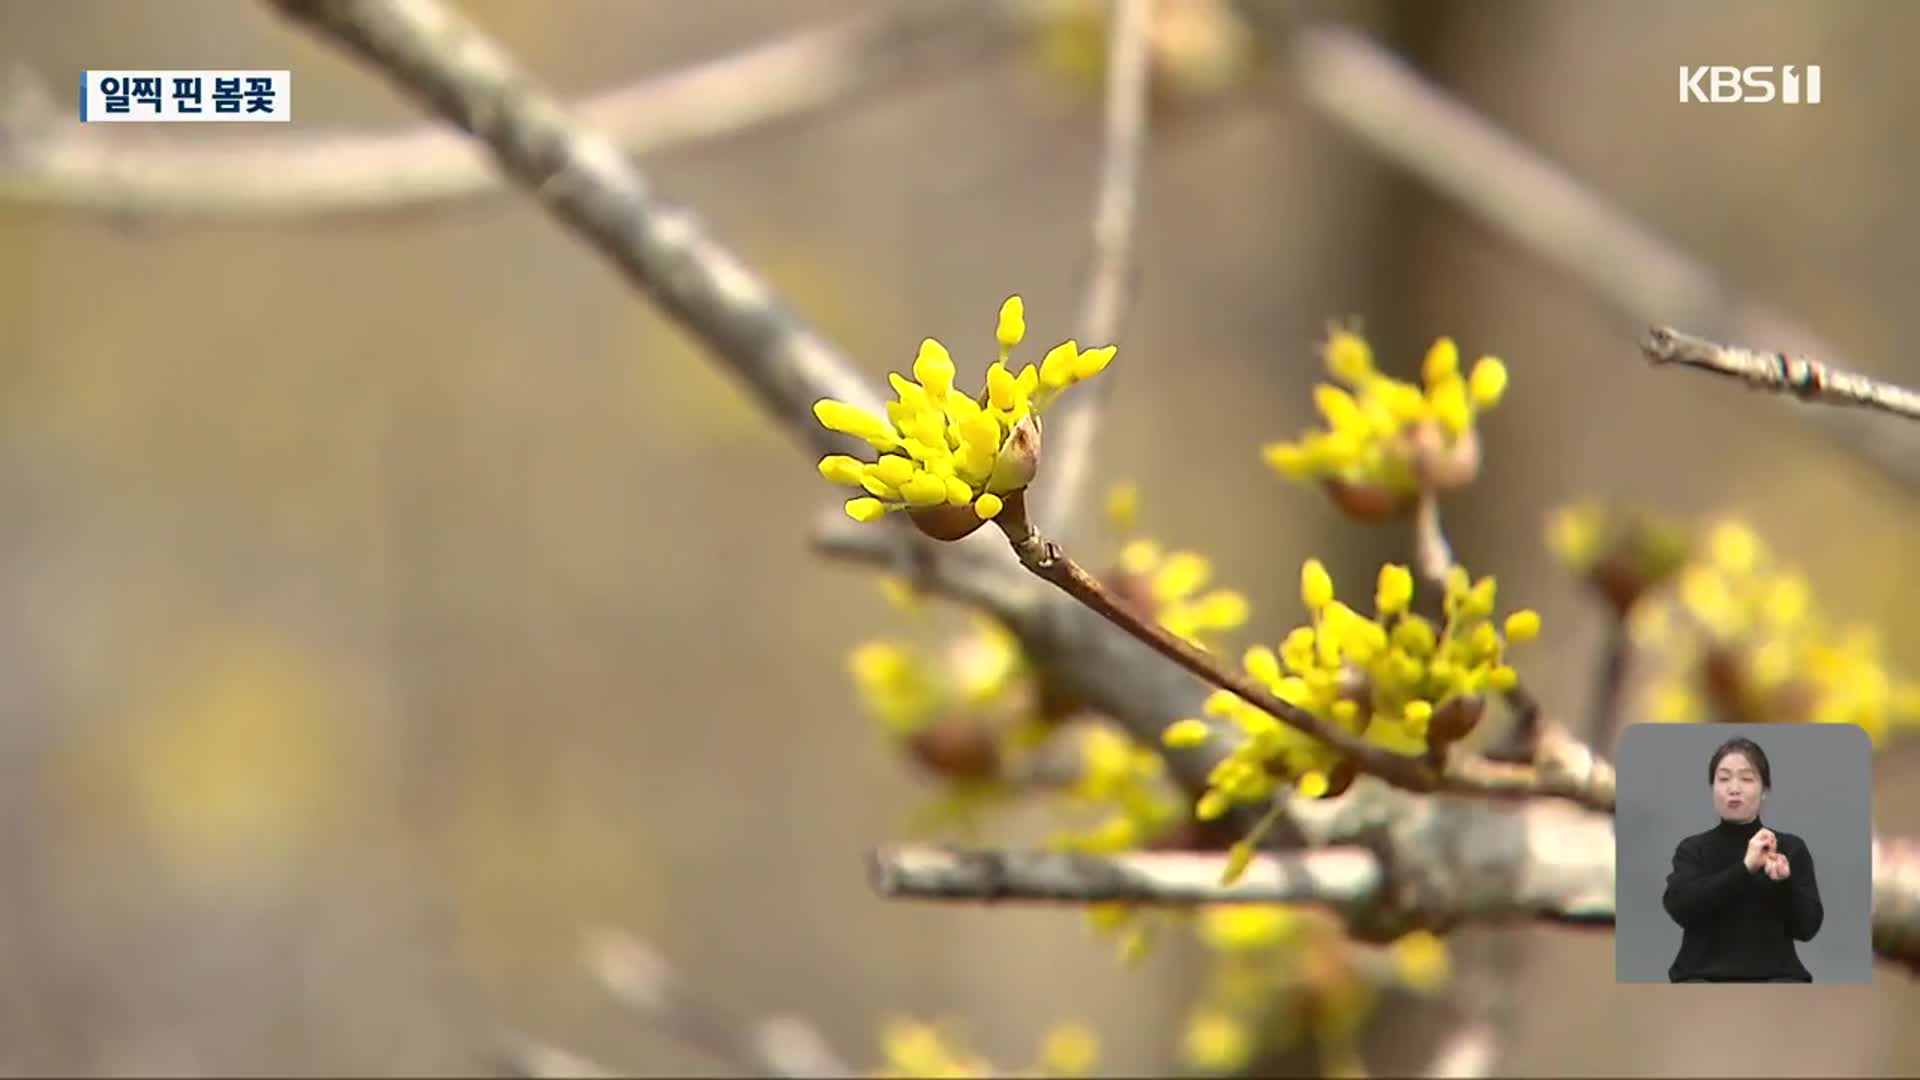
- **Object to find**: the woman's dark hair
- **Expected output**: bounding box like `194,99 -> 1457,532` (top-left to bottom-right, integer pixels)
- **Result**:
1708,737 -> 1772,789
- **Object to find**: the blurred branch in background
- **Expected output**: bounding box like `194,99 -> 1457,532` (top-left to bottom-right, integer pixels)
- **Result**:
0,1 -> 1013,217
1027,0 -> 1152,541
1284,22 -> 1920,498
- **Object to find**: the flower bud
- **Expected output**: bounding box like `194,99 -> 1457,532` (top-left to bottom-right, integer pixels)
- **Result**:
906,716 -> 1002,781
1408,420 -> 1482,492
908,503 -> 991,542
1428,693 -> 1486,747
1322,478 -> 1419,523
988,413 -> 1043,494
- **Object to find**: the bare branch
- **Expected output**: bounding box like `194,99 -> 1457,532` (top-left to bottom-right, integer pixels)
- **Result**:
1643,325 -> 1920,424
867,843 -> 1385,907
1288,23 -> 1920,496
810,507 -> 1041,621
585,931 -> 852,1079
0,5 -> 1007,217
262,0 -> 887,463
870,813 -> 1920,974
1030,0 -> 1155,537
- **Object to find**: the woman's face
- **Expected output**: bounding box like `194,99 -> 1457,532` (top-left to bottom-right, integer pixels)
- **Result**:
1713,751 -> 1766,822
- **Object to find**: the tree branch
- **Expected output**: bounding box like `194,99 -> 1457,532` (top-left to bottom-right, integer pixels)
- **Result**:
1029,0 -> 1154,538
1643,325 -> 1920,424
870,824 -> 1920,975
0,4 -> 1008,218
262,0 -> 889,463
1287,23 -> 1920,497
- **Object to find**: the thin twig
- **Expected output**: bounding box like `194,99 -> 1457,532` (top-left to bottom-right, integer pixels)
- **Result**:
1643,325 -> 1920,424
585,931 -> 852,1079
0,4 -> 1008,217
991,495 -> 1617,812
1288,23 -> 1920,496
263,0 -> 889,464
1410,488 -> 1455,590
1031,0 -> 1155,537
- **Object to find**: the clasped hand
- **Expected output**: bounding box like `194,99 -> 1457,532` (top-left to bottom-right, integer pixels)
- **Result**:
1744,828 -> 1792,881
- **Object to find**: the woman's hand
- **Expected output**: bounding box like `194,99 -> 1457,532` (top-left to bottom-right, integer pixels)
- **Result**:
1745,828 -> 1777,872
1764,852 -> 1792,881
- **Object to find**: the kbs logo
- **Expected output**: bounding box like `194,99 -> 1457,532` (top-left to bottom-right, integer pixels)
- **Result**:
1679,65 -> 1821,104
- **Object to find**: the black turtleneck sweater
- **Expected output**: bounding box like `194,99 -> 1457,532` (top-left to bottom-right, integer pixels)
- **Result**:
1662,817 -> 1823,982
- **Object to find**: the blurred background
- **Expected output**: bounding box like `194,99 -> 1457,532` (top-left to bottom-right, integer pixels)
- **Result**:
3,0 -> 1920,1075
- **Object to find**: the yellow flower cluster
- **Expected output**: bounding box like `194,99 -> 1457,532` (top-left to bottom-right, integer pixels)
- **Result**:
1263,326 -> 1508,503
815,296 -> 1114,533
873,1017 -> 1099,1079
1163,559 -> 1541,821
1631,520 -> 1920,744
1102,482 -> 1253,654
1178,904 -> 1452,1073
1047,725 -> 1185,855
1546,500 -> 1693,615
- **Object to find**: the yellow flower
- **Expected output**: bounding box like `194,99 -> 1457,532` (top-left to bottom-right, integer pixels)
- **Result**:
1037,1023 -> 1099,1078
1167,557 -> 1543,823
814,296 -> 1115,534
1182,1010 -> 1254,1073
1390,929 -> 1452,992
1263,323 -> 1511,505
1633,517 -> 1920,746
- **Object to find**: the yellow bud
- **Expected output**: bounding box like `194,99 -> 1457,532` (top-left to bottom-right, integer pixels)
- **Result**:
1244,646 -> 1282,686
1074,345 -> 1117,380
1376,563 -> 1415,617
1324,327 -> 1374,383
1301,559 -> 1335,611
1263,442 -> 1314,478
1039,1023 -> 1098,1078
1487,665 -> 1519,690
1192,590 -> 1251,631
974,492 -> 1005,520
1468,357 -> 1508,408
1296,770 -> 1331,799
1183,1011 -> 1253,1073
1392,929 -> 1452,993
1203,689 -> 1240,716
813,399 -> 895,445
1039,340 -> 1080,390
1423,337 -> 1460,385
1430,377 -> 1471,436
846,497 -> 888,522
1104,482 -> 1139,532
1162,718 -> 1212,749
1119,539 -> 1161,576
1314,383 -> 1365,430
944,475 -> 975,506
817,454 -> 866,486
1503,609 -> 1542,643
1153,551 -> 1212,602
900,472 -> 949,507
986,362 -> 1021,411
1403,699 -> 1433,724
996,295 -> 1026,350
1196,789 -> 1231,821
913,338 -> 955,398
